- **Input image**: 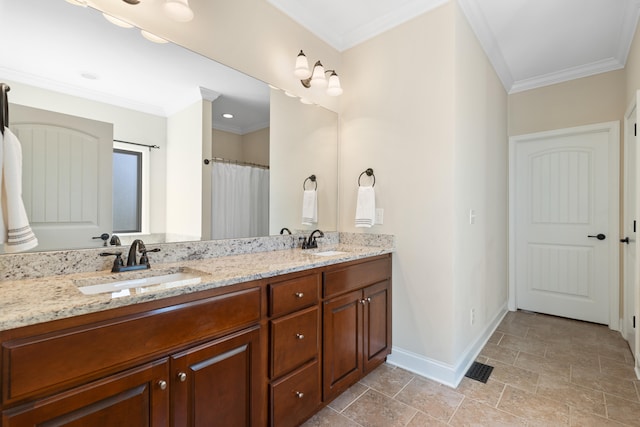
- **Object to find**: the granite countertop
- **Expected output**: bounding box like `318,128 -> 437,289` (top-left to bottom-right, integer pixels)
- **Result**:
0,244 -> 392,332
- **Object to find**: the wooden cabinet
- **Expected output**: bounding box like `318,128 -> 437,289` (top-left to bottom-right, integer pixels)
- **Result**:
2,359 -> 170,426
267,273 -> 321,427
322,256 -> 392,401
0,253 -> 392,426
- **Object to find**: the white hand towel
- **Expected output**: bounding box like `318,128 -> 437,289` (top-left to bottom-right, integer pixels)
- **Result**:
0,127 -> 38,252
355,186 -> 375,228
302,190 -> 317,225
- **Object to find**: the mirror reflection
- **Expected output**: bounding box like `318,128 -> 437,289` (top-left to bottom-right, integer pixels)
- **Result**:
0,0 -> 338,253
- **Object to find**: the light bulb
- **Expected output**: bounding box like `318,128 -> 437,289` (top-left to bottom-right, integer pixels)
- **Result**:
164,0 -> 194,22
326,71 -> 343,96
294,50 -> 311,79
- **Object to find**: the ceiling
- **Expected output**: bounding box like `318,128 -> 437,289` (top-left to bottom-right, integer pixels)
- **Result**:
268,0 -> 640,93
0,0 -> 270,135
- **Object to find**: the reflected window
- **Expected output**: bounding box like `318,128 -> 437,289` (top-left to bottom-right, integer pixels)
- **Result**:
113,149 -> 142,232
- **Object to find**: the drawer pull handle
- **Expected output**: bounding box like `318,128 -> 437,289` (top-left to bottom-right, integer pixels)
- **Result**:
296,333 -> 305,340
295,391 -> 304,399
158,380 -> 167,390
178,372 -> 187,382
295,292 -> 304,298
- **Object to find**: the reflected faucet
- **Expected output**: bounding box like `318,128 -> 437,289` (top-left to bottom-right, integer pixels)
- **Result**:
301,229 -> 324,249
280,227 -> 292,235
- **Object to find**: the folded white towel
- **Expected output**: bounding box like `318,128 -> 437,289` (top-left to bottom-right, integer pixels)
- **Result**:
302,189 -> 317,225
355,186 -> 375,228
0,127 -> 38,253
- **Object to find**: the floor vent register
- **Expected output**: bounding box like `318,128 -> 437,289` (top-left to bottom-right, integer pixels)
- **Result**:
465,361 -> 494,383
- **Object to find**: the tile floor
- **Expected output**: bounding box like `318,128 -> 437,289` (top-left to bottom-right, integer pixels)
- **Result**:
302,310 -> 639,426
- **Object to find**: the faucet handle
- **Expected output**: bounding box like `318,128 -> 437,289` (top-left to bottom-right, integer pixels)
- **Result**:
100,252 -> 124,272
139,248 -> 160,266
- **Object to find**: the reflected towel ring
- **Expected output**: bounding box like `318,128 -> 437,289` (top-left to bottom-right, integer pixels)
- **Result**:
358,168 -> 375,187
303,174 -> 317,191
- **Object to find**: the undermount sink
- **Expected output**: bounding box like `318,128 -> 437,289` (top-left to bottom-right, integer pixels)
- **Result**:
311,250 -> 347,257
75,267 -> 205,297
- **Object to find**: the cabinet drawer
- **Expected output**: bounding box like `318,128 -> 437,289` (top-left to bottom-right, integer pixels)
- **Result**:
2,287 -> 261,404
269,273 -> 319,317
323,255 -> 391,297
270,306 -> 318,378
271,360 -> 320,427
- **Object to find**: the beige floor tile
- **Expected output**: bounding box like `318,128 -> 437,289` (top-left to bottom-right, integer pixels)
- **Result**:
497,385 -> 570,425
449,398 -> 527,426
536,374 -> 606,417
526,325 -> 572,345
395,376 -> 464,422
479,342 -> 519,365
486,359 -> 539,393
498,334 -> 547,357
406,411 -> 449,426
598,343 -> 633,364
514,351 -> 571,380
358,363 -> 414,397
569,407 -> 628,426
600,356 -> 638,379
301,407 -> 362,427
454,376 -> 506,407
546,346 -> 601,370
605,394 -> 640,426
496,320 -> 529,338
327,382 -> 368,412
475,355 -> 489,364
571,365 -> 639,401
487,331 -> 504,345
341,389 -> 417,427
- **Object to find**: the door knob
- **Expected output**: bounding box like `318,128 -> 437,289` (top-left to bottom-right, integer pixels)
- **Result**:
588,234 -> 606,241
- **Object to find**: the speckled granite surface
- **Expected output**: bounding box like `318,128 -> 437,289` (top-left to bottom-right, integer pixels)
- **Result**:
0,233 -> 394,332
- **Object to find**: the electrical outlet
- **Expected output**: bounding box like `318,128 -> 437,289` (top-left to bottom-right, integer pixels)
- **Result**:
470,308 -> 475,325
469,209 -> 476,225
375,208 -> 384,225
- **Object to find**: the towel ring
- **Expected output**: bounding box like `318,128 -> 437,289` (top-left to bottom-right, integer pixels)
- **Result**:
358,168 -> 375,187
303,174 -> 317,191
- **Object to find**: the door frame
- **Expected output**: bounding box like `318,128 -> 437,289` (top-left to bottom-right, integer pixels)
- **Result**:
508,121 -> 620,329
623,97 -> 637,351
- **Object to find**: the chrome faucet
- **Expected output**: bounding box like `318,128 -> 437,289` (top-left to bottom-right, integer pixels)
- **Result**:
301,229 -> 324,249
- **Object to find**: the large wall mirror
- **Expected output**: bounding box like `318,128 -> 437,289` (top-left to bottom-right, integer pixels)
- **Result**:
0,0 -> 338,253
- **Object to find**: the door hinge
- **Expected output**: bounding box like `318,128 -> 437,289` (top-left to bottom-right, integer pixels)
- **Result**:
636,123 -> 637,137
635,220 -> 637,233
634,315 -> 636,329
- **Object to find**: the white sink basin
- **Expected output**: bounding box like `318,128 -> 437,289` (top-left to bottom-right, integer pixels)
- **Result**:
312,250 -> 347,257
75,268 -> 203,296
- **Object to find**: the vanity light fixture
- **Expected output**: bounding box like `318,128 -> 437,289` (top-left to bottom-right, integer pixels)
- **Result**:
164,0 -> 194,22
102,13 -> 134,28
294,50 -> 343,96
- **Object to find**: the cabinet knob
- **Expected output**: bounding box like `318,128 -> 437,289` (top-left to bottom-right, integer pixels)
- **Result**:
295,391 -> 304,399
360,299 -> 366,305
178,372 -> 187,382
158,380 -> 167,390
367,297 -> 371,303
296,333 -> 305,340
295,292 -> 304,298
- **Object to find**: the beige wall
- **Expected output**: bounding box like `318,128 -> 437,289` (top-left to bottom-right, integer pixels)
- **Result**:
508,70 -> 626,137
340,2 -> 508,380
211,127 -> 269,166
212,129 -> 243,160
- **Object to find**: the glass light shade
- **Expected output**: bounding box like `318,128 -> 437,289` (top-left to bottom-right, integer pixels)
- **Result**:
294,51 -> 311,79
309,61 -> 327,88
141,30 -> 168,44
326,72 -> 343,96
299,98 -> 313,105
164,0 -> 194,22
103,13 -> 134,28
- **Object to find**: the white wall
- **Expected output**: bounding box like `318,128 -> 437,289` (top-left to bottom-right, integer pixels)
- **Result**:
166,100 -> 203,242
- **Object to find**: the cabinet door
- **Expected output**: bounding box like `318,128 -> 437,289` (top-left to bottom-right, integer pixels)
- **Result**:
363,280 -> 392,373
2,359 -> 169,426
322,289 -> 363,401
171,326 -> 261,427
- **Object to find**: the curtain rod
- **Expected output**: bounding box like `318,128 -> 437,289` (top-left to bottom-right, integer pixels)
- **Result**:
203,157 -> 270,170
114,139 -> 160,150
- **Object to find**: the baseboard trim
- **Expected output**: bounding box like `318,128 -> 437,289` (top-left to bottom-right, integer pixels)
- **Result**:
386,304 -> 508,388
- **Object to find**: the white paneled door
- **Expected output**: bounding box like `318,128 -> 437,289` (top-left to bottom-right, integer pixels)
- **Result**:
511,122 -> 619,325
10,104 -> 113,251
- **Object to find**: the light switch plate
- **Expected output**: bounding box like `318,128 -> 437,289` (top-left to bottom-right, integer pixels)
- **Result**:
375,208 -> 384,225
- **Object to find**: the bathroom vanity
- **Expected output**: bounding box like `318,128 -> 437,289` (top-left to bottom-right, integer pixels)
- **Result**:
0,246 -> 392,426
